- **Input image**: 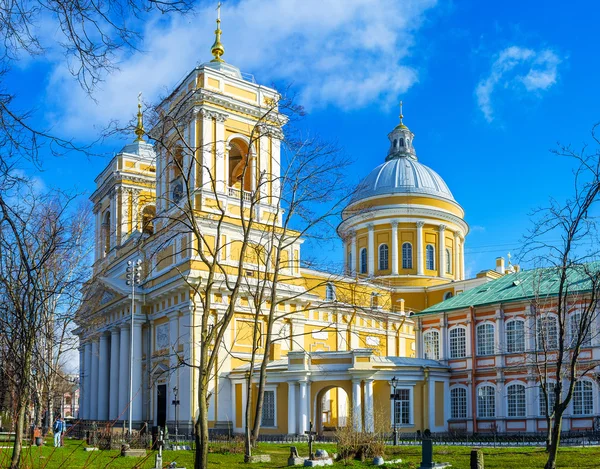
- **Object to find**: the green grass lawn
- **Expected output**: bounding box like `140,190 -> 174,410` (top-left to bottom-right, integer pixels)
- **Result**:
0,438 -> 599,468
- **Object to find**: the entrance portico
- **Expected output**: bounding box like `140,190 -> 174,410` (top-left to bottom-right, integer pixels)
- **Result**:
228,349 -> 450,436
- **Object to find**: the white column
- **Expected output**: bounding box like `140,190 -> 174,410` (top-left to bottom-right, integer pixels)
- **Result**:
495,309 -> 505,362
258,133 -> 269,200
525,305 -> 536,352
118,325 -> 130,421
131,189 -> 140,233
90,339 -> 99,420
428,376 -> 436,430
120,189 -> 130,240
98,333 -> 110,420
94,209 -> 101,262
496,377 -> 505,432
78,346 -> 85,419
438,224 -> 446,278
443,379 -> 451,430
367,224 -> 375,275
132,320 -> 143,423
440,316 -> 448,361
352,379 -> 362,432
391,221 -> 399,275
179,312 -> 192,428
364,379 -> 374,432
350,233 -> 357,275
460,235 -> 465,280
416,221 -> 424,275
288,382 -> 297,435
214,112 -> 227,194
168,313 -> 180,424
109,328 -> 121,420
415,319 -> 423,358
343,239 -> 348,276
112,188 -> 120,247
526,374 -> 537,432
271,134 -> 282,202
454,231 -> 461,280
83,342 -> 92,419
299,380 -> 309,434
200,109 -> 214,193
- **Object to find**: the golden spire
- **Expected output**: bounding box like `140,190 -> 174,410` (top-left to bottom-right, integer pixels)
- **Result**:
134,92 -> 145,142
399,100 -> 404,124
211,2 -> 225,63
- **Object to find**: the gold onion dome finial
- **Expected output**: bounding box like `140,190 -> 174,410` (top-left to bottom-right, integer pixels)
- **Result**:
134,92 -> 145,142
211,2 -> 225,63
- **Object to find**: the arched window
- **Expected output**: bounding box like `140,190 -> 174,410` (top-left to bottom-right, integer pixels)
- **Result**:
379,244 -> 389,270
325,283 -> 336,301
445,248 -> 452,274
142,205 -> 156,235
476,323 -> 495,356
539,383 -> 557,416
477,385 -> 496,418
569,311 -> 592,348
393,139 -> 398,148
423,330 -> 440,360
102,210 -> 111,256
537,314 -> 558,350
450,387 -> 467,419
506,319 -> 525,353
402,242 -> 412,269
507,383 -> 526,417
360,248 -> 367,274
399,138 -> 405,147
449,327 -> 466,359
228,139 -> 252,191
573,381 -> 594,415
443,291 -> 453,301
426,245 -> 435,270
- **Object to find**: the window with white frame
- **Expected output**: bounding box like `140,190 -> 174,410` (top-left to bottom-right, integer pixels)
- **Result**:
402,242 -> 413,269
423,330 -> 440,360
449,327 -> 466,359
539,382 -> 557,416
393,388 -> 411,425
261,390 -> 276,427
476,323 -> 495,356
426,245 -> 435,270
379,244 -> 389,270
325,283 -> 336,301
537,314 -> 558,350
507,383 -> 526,417
569,311 -> 592,348
445,248 -> 452,274
360,248 -> 367,274
573,381 -> 594,415
506,319 -> 525,353
477,385 -> 496,418
450,387 -> 467,419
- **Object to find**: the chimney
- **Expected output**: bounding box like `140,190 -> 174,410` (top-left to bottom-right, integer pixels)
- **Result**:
514,264 -> 521,273
495,257 -> 505,274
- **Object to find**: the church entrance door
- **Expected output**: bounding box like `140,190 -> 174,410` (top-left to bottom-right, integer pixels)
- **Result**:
157,384 -> 167,428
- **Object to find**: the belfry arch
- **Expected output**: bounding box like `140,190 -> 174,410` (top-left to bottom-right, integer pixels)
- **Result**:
227,136 -> 254,192
314,384 -> 351,435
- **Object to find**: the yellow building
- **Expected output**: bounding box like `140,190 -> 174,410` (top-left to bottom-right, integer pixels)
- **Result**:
76,12 -> 499,437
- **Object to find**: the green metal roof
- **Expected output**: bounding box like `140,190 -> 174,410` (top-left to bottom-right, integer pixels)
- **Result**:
418,263 -> 600,315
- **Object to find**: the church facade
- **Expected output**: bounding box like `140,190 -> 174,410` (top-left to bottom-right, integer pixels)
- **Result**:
75,14 -> 503,437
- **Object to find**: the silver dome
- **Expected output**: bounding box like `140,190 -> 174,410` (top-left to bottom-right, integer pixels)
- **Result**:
350,157 -> 455,203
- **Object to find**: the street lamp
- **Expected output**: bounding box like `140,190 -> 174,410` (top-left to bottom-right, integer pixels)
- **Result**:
390,376 -> 398,446
172,386 -> 180,441
126,258 -> 142,434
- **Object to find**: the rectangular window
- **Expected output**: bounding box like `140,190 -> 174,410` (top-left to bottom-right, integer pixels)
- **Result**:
507,385 -> 526,417
573,381 -> 594,416
393,389 -> 411,425
537,315 -> 558,350
451,388 -> 467,419
477,386 -> 495,418
261,390 -> 276,427
506,320 -> 525,353
476,324 -> 495,356
449,327 -> 466,359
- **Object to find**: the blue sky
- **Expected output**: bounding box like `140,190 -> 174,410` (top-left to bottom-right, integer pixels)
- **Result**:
13,0 -> 600,277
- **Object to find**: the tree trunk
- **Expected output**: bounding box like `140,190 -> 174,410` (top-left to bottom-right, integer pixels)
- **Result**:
10,397 -> 26,469
545,413 -> 563,469
545,415 -> 552,452
194,379 -> 209,469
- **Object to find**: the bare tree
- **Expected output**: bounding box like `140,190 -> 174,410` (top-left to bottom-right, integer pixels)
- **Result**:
522,124 -> 600,469
0,180 -> 90,468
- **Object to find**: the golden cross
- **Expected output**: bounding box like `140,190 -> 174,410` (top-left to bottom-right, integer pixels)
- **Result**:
217,2 -> 221,21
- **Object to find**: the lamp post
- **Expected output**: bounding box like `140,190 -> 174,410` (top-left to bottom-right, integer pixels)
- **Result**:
390,376 -> 398,446
126,258 -> 142,434
172,386 -> 180,440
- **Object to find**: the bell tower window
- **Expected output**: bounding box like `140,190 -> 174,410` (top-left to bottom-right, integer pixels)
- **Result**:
399,138 -> 404,147
228,139 -> 252,192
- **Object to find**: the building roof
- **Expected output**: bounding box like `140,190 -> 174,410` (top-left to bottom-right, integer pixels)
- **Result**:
349,157 -> 455,204
418,263 -> 600,315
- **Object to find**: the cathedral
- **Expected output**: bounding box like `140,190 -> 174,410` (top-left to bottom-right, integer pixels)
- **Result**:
75,12 -> 508,437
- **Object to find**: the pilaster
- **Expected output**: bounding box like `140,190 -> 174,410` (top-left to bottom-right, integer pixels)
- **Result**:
416,221 -> 424,275
391,221 -> 399,275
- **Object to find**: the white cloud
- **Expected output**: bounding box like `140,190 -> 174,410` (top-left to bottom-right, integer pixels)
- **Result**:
476,46 -> 562,122
45,0 -> 436,136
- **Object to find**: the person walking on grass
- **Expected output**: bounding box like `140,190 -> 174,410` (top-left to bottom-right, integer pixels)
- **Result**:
53,415 -> 63,447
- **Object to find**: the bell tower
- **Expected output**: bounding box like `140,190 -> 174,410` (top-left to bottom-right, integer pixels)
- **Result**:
386,101 -> 417,161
